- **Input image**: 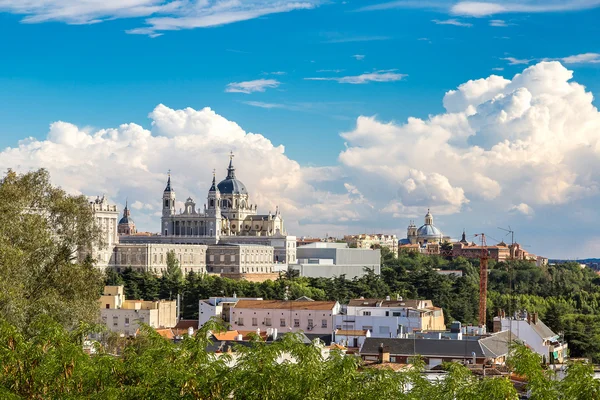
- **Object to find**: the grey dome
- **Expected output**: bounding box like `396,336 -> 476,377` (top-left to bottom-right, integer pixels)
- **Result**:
217,179 -> 247,195
417,224 -> 442,238
217,155 -> 248,195
119,216 -> 134,225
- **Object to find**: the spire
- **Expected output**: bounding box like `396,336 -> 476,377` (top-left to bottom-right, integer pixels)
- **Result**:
209,169 -> 218,192
226,151 -> 236,179
123,198 -> 130,217
164,170 -> 173,192
461,229 -> 467,244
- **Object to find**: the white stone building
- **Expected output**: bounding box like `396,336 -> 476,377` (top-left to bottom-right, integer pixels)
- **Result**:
85,195 -> 119,269
198,295 -> 263,328
334,298 -> 446,339
229,299 -> 341,336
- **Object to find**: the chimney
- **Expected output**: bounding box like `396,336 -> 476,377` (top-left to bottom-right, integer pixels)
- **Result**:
236,334 -> 243,341
527,312 -> 531,325
386,295 -> 391,301
532,313 -> 538,324
273,329 -> 278,341
378,343 -> 390,363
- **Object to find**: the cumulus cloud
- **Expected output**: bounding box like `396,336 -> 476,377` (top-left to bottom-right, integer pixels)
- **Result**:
337,61 -> 600,226
509,203 -> 534,216
225,79 -> 280,94
305,70 -> 406,84
0,0 -> 320,36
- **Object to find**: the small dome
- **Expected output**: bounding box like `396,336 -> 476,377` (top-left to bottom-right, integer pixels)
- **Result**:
119,216 -> 134,225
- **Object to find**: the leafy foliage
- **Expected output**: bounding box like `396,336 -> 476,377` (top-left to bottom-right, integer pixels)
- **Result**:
0,169 -> 104,334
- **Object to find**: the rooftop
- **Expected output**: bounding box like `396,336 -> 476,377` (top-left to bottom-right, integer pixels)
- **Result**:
233,299 -> 337,311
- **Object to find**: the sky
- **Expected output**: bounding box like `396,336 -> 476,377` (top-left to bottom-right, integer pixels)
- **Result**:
0,0 -> 600,259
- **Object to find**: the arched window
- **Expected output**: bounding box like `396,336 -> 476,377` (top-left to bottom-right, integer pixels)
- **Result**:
210,199 -> 214,207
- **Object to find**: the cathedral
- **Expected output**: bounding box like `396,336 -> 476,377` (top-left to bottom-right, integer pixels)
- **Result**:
160,153 -> 285,238
405,210 -> 451,245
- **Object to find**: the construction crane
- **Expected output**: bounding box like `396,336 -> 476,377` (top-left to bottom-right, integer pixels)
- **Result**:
474,233 -> 489,327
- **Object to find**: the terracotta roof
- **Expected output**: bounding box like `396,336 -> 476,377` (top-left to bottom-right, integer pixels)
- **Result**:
213,330 -> 241,341
233,299 -> 336,310
175,320 -> 199,330
155,328 -> 175,339
347,298 -> 426,308
330,343 -> 347,350
336,329 -> 369,336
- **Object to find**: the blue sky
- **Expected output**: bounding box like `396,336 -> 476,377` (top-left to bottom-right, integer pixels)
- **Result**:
1,1 -> 600,258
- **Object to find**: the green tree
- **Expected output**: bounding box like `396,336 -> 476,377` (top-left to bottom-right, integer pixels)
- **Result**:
0,169 -> 104,333
160,251 -> 184,300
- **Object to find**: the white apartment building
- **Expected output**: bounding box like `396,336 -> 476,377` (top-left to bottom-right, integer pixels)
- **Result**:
229,299 -> 341,335
344,233 -> 398,256
99,286 -> 177,336
493,312 -> 568,363
198,295 -> 263,327
334,298 -> 446,339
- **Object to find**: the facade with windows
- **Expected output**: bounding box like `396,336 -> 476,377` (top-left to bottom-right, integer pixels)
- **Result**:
99,286 -> 177,336
334,298 -> 446,339
229,299 -> 341,335
206,244 -> 275,277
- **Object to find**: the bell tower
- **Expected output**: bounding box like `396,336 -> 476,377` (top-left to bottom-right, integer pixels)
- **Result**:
162,171 -> 176,217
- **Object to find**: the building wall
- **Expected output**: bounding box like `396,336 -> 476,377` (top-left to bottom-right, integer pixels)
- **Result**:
86,196 -> 119,269
207,244 -> 274,275
100,308 -> 156,336
291,264 -> 380,280
113,243 -> 207,275
229,304 -> 340,335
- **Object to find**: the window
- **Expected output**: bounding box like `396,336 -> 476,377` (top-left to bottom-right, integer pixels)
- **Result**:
112,316 -> 118,327
321,319 -> 328,328
252,318 -> 258,326
392,312 -> 401,317
105,304 -> 110,309
230,255 -> 236,262
308,319 -> 314,329
265,318 -> 272,326
210,255 -> 214,262
294,319 -> 300,328
363,325 -> 373,331
238,317 -> 244,326
280,318 -> 286,327
363,311 -> 371,316
385,311 -> 389,316
220,255 -> 225,262
125,317 -> 130,327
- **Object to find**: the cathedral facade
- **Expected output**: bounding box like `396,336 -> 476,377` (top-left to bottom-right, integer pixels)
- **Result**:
405,210 -> 451,245
160,154 -> 285,239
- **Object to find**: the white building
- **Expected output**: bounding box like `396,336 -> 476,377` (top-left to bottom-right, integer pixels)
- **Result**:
289,242 -> 381,279
229,299 -> 341,336
198,295 -> 263,328
85,195 -> 119,269
493,312 -> 568,363
334,298 -> 446,339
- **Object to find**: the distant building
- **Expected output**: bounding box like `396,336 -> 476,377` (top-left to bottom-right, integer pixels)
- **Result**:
493,311 -> 568,363
343,234 -> 398,256
99,285 -> 177,336
198,295 -> 264,328
84,154 -> 298,281
229,299 -> 341,336
206,243 -> 278,282
403,210 -> 451,246
117,200 -> 136,235
289,242 -> 381,279
360,331 -> 512,369
334,297 -> 446,343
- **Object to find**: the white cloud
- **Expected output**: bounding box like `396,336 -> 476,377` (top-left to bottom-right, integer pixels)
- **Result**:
492,67 -> 504,71
225,79 -> 280,94
352,54 -> 366,61
242,101 -> 289,109
305,70 -> 406,84
560,53 -> 600,64
322,35 -> 390,43
489,19 -> 508,27
451,1 -> 600,16
509,203 -> 534,216
0,0 -> 320,35
502,57 -> 532,65
432,18 -> 472,27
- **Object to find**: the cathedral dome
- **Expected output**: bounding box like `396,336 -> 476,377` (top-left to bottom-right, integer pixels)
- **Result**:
119,215 -> 134,225
217,154 -> 248,195
417,224 -> 442,238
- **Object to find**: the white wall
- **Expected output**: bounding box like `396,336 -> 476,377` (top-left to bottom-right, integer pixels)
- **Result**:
230,305 -> 340,335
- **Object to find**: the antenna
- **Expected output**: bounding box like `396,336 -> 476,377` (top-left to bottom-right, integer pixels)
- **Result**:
474,233 -> 488,327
